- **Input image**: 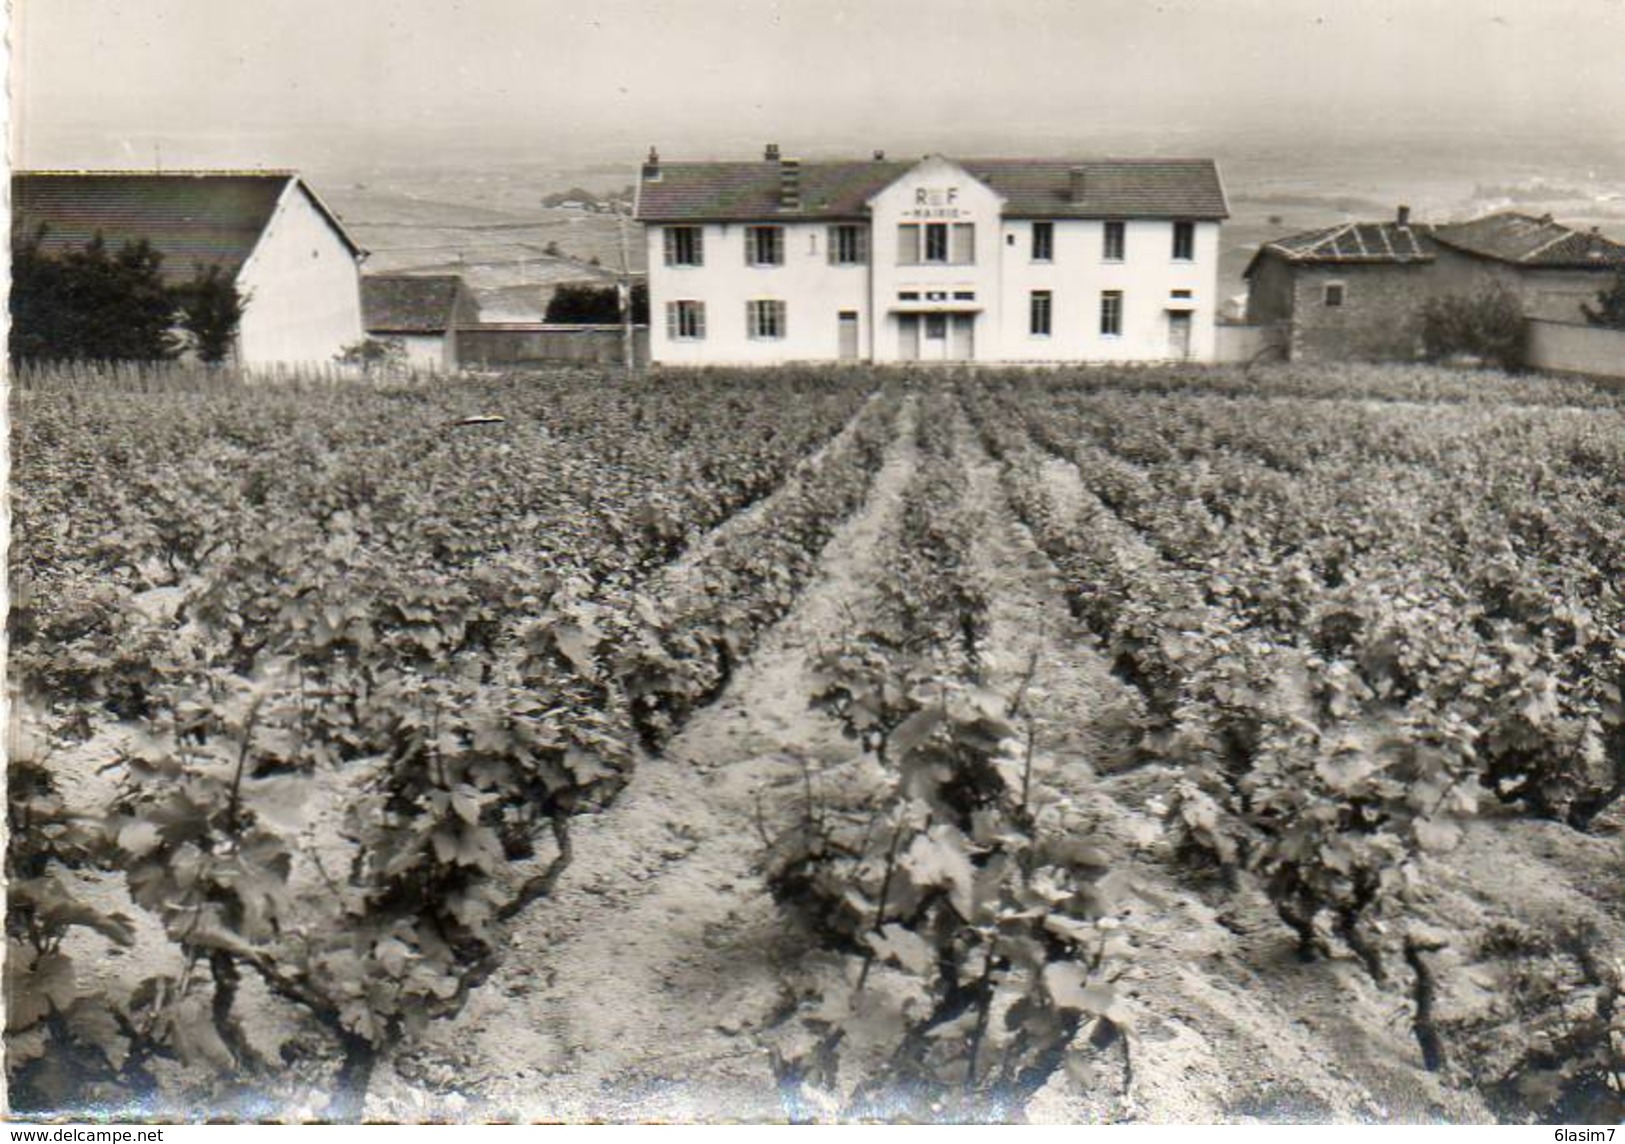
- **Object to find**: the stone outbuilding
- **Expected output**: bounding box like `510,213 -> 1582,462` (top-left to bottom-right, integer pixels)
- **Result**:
1244,209 -> 1625,362
1243,210 -> 1436,361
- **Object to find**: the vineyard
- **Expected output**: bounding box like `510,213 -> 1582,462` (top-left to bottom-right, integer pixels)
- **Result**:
7,361 -> 1623,1123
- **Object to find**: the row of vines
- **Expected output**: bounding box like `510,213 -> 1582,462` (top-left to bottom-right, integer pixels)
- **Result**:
9,359 -> 1623,1123
960,369 -> 1623,1121
7,367 -> 895,1116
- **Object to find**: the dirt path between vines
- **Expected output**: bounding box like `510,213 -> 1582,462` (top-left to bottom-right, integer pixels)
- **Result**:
368,395 -> 923,1121
947,406 -> 1495,1124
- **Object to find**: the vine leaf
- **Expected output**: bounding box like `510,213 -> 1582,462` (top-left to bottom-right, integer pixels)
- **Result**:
866,923 -> 935,976
1042,963 -> 1118,1019
900,824 -> 976,917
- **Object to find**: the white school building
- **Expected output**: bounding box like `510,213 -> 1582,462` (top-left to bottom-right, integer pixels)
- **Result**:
635,147 -> 1228,366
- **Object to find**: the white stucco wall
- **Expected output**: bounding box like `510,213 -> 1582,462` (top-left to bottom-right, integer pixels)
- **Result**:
235,182 -> 364,367
646,219 -> 869,365
997,219 -> 1219,362
396,333 -> 452,371
643,156 -> 1223,366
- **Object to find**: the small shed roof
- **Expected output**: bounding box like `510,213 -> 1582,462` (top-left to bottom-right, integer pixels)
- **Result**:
362,274 -> 467,334
12,170 -> 362,285
637,156 -> 1228,221
1432,212 -> 1625,268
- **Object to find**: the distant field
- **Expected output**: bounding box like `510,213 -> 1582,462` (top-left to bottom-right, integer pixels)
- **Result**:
317,157 -> 1624,325
325,183 -> 642,321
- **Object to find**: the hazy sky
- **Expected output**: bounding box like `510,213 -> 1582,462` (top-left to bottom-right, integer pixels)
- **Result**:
12,0 -> 1625,169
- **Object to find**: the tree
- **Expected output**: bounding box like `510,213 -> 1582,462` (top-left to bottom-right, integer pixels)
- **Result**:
1419,283 -> 1528,372
543,281 -> 648,325
11,227 -> 182,365
1580,269 -> 1625,329
175,264 -> 247,365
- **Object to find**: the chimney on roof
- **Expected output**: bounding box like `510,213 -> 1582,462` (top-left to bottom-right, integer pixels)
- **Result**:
764,143 -> 780,162
779,157 -> 801,212
1069,166 -> 1086,203
642,146 -> 660,181
1397,204 -> 1411,228
873,149 -> 886,161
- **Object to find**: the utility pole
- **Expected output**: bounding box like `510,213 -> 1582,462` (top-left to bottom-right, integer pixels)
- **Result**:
616,201 -> 636,371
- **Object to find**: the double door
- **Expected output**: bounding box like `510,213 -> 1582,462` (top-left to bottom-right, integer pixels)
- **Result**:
898,313 -> 975,361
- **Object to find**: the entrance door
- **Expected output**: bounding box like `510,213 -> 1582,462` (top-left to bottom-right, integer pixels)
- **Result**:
1168,311 -> 1193,361
838,311 -> 859,361
922,312 -> 950,362
949,314 -> 975,361
898,314 -> 921,361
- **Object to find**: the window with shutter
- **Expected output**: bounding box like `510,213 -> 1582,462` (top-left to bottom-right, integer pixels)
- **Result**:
665,226 -> 703,267
745,226 -> 784,266
828,225 -> 867,265
1031,222 -> 1053,262
1100,291 -> 1123,336
1103,221 -> 1125,262
951,223 -> 975,265
667,300 -> 705,340
746,300 -> 786,339
1030,291 -> 1052,336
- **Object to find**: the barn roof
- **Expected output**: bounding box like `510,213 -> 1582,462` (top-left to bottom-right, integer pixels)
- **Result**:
1432,212 -> 1625,268
362,275 -> 467,333
636,156 -> 1228,221
11,171 -> 363,286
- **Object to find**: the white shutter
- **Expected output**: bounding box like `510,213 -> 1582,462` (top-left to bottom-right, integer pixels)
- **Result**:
664,228 -> 676,266
665,301 -> 678,340
897,224 -> 919,265
952,223 -> 975,265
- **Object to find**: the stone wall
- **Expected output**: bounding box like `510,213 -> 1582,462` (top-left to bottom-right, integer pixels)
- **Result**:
1284,262 -> 1434,362
457,324 -> 649,368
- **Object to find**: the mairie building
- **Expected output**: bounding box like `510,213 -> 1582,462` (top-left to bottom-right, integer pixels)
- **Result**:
635,145 -> 1228,366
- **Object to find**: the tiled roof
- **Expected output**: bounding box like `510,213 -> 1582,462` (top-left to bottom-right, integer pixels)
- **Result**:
362,274 -> 467,333
970,159 -> 1228,219
1254,221 -> 1437,266
11,171 -> 362,285
1432,212 -> 1625,268
636,157 -> 1227,221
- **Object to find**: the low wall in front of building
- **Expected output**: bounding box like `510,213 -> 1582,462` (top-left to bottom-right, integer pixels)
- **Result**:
1214,323 -> 1285,364
1525,319 -> 1625,381
457,324 -> 649,368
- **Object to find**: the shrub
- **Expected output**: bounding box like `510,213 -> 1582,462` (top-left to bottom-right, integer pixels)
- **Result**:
1419,284 -> 1528,372
1581,269 -> 1625,330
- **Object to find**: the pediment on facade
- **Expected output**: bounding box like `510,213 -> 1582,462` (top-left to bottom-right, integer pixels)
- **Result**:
865,155 -> 1006,214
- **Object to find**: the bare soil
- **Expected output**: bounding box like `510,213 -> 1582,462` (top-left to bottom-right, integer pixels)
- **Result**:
372,390 -> 1625,1122
28,387 -> 1623,1123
